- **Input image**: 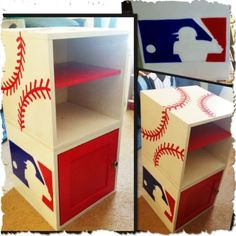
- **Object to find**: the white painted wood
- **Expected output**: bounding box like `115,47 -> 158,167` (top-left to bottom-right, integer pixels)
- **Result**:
142,161 -> 179,232
53,39 -> 68,64
2,27 -> 129,40
141,86 -> 233,127
2,27 -> 130,229
182,149 -> 225,190
69,76 -> 124,120
6,121 -> 57,229
13,177 -> 57,230
141,90 -> 190,188
66,34 -> 129,120
213,117 -> 232,132
204,137 -> 233,165
55,87 -> 68,104
2,33 -> 55,147
55,102 -> 120,153
141,85 -> 233,232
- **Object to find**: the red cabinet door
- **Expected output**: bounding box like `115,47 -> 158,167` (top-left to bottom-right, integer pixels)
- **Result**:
58,130 -> 119,225
176,171 -> 223,229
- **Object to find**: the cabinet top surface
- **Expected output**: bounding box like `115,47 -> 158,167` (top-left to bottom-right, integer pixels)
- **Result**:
141,85 -> 233,126
2,27 -> 129,39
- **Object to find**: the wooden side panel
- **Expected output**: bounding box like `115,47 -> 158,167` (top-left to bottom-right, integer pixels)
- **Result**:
58,130 -> 119,225
141,91 -> 189,188
142,160 -> 179,232
6,125 -> 57,229
2,31 -> 55,147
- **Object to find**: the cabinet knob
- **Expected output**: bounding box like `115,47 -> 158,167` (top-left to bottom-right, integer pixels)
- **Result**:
213,188 -> 219,194
112,161 -> 118,169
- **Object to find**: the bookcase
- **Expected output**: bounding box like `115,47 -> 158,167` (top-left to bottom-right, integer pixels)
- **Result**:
140,85 -> 233,232
1,27 -> 130,230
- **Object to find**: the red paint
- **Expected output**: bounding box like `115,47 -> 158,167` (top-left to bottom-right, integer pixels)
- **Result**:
58,130 -> 119,225
188,123 -> 231,152
164,190 -> 175,223
54,62 -> 121,88
141,110 -> 169,141
17,78 -> 51,131
198,92 -> 215,117
202,18 -> 226,62
176,171 -> 223,229
37,161 -> 54,211
165,87 -> 190,111
153,142 -> 184,167
1,32 -> 26,96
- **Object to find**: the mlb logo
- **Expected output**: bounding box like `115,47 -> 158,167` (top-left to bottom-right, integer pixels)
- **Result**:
143,167 -> 176,223
9,141 -> 54,211
139,18 -> 226,63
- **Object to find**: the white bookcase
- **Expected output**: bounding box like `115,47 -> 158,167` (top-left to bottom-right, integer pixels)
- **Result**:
2,27 -> 130,229
141,85 -> 233,232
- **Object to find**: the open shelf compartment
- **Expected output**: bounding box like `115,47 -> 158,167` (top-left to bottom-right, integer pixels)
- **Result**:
181,148 -> 225,190
55,102 -> 119,151
188,122 -> 231,152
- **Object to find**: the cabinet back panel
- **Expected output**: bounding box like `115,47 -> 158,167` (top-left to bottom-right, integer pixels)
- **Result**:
213,117 -> 232,132
55,87 -> 68,104
68,35 -> 128,69
53,40 -> 68,64
204,137 -> 233,165
68,76 -> 122,120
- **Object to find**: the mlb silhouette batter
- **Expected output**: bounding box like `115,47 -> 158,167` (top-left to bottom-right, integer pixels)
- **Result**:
173,27 -> 223,61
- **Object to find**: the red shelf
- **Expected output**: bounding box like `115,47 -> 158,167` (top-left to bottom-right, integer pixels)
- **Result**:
54,62 -> 121,88
188,123 -> 231,152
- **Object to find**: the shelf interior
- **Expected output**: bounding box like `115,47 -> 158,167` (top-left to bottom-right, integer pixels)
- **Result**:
188,122 -> 231,152
55,102 -> 120,151
54,62 -> 121,88
182,148 -> 225,189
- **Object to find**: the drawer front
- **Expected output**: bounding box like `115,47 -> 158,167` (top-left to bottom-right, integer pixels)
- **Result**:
176,171 -> 223,229
58,129 -> 119,225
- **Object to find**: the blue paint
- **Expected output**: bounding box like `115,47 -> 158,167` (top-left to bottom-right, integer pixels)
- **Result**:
9,141 -> 44,187
143,166 -> 167,204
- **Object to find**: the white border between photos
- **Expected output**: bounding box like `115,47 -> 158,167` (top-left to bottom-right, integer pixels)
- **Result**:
0,0 -> 235,235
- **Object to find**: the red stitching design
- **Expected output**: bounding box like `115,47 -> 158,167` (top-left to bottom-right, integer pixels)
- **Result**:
141,110 -> 169,141
141,88 -> 190,142
198,93 -> 215,117
153,142 -> 184,167
17,78 -> 51,131
165,87 -> 190,111
1,32 -> 26,96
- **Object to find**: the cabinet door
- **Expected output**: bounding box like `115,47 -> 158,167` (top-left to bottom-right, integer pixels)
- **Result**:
176,171 -> 223,229
58,130 -> 119,225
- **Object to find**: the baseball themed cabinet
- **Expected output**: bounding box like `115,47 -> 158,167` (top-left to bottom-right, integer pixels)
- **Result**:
141,85 -> 233,232
1,27 -> 130,229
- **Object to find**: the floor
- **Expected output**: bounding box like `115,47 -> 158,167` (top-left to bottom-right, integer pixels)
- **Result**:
1,110 -> 134,232
138,149 -> 235,233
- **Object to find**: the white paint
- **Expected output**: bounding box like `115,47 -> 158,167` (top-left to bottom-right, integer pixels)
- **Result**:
173,26 -> 223,62
146,44 -> 156,53
24,160 -> 52,202
12,161 -> 17,169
